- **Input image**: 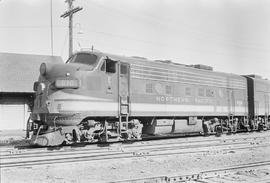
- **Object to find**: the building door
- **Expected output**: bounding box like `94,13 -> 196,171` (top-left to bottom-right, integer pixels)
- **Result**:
0,97 -> 29,130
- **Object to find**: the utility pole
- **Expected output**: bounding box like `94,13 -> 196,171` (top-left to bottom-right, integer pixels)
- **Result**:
60,0 -> 83,57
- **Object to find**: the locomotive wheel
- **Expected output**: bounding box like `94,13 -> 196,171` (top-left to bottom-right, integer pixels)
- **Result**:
72,129 -> 81,143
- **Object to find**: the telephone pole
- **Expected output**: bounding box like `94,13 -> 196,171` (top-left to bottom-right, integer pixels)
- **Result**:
61,0 -> 83,57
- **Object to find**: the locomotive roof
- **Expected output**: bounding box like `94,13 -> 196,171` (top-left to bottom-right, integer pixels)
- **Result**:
0,52 -> 63,93
85,51 -> 246,81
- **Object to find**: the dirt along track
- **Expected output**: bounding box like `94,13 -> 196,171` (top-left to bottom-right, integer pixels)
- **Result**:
115,161 -> 270,183
1,131 -> 270,183
1,131 -> 270,168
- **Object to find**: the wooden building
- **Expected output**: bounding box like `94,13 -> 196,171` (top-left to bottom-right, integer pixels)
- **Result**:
0,53 -> 63,130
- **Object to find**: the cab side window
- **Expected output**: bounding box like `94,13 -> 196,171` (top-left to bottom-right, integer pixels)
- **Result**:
106,59 -> 116,73
101,59 -> 116,73
101,61 -> 106,71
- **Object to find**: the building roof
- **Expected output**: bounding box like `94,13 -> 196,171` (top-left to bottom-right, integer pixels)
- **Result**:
0,52 -> 63,93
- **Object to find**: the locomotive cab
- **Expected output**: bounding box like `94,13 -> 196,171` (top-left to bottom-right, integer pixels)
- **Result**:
29,51 -> 141,146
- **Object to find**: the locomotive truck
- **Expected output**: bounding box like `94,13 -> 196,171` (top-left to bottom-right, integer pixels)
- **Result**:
29,51 -> 270,146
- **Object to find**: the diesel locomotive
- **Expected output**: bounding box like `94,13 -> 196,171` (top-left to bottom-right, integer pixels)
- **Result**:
29,51 -> 270,146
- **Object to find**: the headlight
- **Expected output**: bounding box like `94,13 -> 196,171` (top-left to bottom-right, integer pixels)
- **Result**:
36,82 -> 46,94
55,78 -> 80,89
33,81 -> 39,91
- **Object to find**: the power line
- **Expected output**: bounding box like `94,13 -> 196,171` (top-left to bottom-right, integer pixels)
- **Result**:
90,1 -> 270,52
50,0 -> 54,56
0,25 -> 67,29
78,27 -> 269,61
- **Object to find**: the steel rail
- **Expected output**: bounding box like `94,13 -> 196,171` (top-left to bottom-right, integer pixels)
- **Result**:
1,139 -> 269,169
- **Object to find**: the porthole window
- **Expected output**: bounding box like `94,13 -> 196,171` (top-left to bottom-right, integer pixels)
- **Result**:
146,83 -> 153,93
185,87 -> 192,96
166,85 -> 172,95
206,89 -> 214,97
198,88 -> 205,97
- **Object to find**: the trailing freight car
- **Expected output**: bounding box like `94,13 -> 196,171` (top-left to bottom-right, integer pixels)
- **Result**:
29,51 -> 266,146
245,75 -> 270,130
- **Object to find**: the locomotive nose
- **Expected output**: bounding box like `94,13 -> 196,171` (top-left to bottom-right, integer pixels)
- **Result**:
39,62 -> 79,80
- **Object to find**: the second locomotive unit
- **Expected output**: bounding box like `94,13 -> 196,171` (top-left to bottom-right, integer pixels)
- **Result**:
29,51 -> 270,146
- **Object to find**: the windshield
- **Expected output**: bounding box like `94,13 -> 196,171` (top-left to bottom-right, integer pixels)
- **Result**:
67,53 -> 98,67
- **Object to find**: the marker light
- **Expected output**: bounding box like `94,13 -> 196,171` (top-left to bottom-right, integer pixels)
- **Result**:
40,63 -> 47,76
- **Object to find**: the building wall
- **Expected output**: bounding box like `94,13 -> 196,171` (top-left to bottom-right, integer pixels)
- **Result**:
0,94 -> 32,130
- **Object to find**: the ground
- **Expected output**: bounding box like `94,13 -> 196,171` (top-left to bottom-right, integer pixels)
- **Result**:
0,130 -> 27,146
1,131 -> 270,183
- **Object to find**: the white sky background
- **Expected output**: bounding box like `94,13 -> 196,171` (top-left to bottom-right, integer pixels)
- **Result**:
0,0 -> 270,79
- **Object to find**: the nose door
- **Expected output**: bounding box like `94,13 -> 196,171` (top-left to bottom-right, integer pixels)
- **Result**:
118,62 -> 130,116
227,89 -> 235,130
265,93 -> 270,123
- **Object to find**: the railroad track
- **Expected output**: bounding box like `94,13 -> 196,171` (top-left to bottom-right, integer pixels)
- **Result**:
1,132 -> 269,154
114,160 -> 270,183
1,131 -> 269,156
1,133 -> 270,169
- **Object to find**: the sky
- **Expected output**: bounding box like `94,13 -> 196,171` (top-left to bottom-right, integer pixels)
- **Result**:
0,0 -> 270,79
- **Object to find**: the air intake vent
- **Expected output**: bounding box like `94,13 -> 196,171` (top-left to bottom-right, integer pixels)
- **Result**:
190,64 -> 213,71
154,60 -> 172,64
131,56 -> 147,60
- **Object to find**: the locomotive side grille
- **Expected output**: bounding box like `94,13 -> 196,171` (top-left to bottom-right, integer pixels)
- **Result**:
130,64 -> 246,89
